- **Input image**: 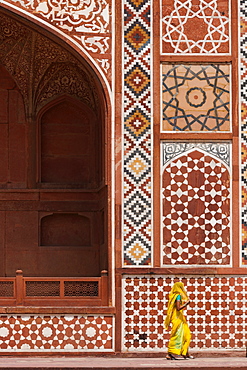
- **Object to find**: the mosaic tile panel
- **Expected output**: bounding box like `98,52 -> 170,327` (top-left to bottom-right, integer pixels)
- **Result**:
161,65 -> 231,132
241,0 -> 247,265
123,276 -> 247,351
2,0 -> 112,80
0,315 -> 114,352
123,0 -> 152,265
161,143 -> 231,266
161,0 -> 230,54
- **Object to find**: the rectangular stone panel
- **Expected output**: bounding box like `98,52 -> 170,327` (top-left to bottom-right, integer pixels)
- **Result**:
0,315 -> 114,352
161,64 -> 231,132
161,142 -> 231,266
122,276 -> 247,351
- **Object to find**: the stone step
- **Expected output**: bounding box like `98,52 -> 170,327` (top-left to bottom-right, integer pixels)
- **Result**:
0,356 -> 247,370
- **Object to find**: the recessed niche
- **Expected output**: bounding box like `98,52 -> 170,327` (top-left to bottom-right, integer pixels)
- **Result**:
40,99 -> 99,187
41,213 -> 91,247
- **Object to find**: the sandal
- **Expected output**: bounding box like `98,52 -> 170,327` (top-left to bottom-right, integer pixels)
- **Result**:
183,354 -> 194,359
167,353 -> 186,360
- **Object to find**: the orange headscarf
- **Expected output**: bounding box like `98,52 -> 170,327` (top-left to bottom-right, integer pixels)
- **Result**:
164,282 -> 188,330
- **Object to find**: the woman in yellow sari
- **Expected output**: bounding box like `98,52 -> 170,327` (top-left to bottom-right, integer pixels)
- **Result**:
164,282 -> 193,360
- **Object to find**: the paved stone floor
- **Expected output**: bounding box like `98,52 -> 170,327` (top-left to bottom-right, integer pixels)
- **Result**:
0,356 -> 246,369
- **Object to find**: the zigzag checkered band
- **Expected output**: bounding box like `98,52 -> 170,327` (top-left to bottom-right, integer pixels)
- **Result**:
161,0 -> 230,54
241,0 -> 247,265
161,142 -> 231,266
123,0 -> 152,266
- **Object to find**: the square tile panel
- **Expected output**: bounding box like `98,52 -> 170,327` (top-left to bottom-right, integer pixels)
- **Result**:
161,65 -> 231,131
161,0 -> 230,54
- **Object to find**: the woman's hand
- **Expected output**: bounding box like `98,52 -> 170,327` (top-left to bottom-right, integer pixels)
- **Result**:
176,298 -> 190,311
185,299 -> 190,306
181,299 -> 190,309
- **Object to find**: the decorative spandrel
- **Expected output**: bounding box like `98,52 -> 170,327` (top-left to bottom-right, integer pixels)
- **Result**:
161,142 -> 231,266
0,13 -> 99,116
161,64 -> 230,132
1,0 -> 112,81
161,0 -> 230,54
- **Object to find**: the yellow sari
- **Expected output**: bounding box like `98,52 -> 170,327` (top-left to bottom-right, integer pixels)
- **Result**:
164,282 -> 191,356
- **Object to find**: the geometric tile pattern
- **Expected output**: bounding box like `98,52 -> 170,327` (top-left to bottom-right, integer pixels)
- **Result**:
241,0 -> 247,265
0,315 -> 113,352
123,0 -> 152,265
123,276 -> 247,351
3,0 -> 112,81
161,0 -> 230,54
161,65 -> 231,131
161,143 -> 231,265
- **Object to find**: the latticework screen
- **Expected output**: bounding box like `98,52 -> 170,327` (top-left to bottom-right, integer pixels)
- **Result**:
64,281 -> 99,297
0,281 -> 14,297
25,281 -> 60,296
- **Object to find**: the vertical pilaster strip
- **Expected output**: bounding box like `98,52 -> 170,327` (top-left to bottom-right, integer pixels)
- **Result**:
241,0 -> 247,265
123,0 -> 152,265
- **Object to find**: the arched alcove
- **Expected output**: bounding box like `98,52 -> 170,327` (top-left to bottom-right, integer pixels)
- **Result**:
0,9 -> 109,280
